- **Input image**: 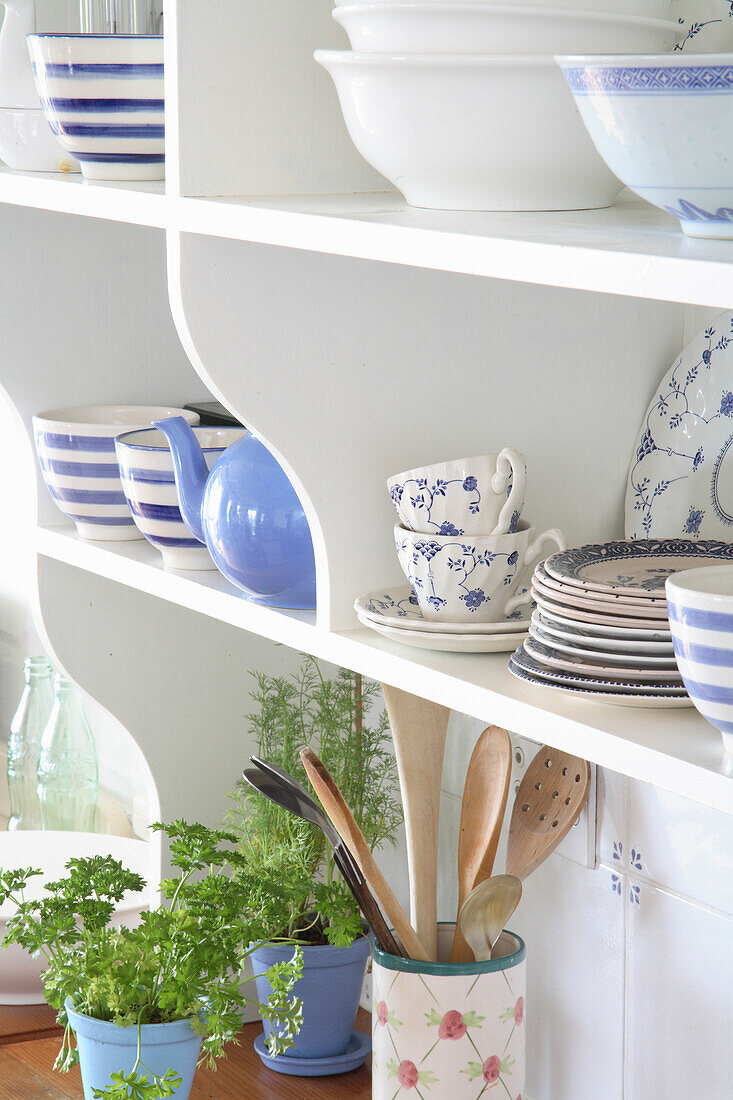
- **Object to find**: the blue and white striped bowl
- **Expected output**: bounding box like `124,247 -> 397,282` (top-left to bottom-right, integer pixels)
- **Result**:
666,564 -> 733,755
34,406 -> 198,541
27,34 -> 164,181
115,426 -> 247,570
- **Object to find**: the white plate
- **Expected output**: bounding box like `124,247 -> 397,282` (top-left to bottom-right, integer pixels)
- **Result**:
508,658 -> 694,708
529,619 -> 677,666
512,644 -> 687,694
544,538 -> 733,597
354,586 -> 530,634
533,589 -> 672,632
534,561 -> 666,606
531,578 -> 669,620
357,612 -> 527,652
523,635 -> 682,683
626,312 -> 733,541
536,606 -> 672,642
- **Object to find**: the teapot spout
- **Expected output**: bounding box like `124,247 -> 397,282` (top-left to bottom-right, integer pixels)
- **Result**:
152,416 -> 207,545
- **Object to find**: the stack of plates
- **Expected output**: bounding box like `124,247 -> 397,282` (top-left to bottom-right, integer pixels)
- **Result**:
509,539 -> 733,707
355,587 -> 529,652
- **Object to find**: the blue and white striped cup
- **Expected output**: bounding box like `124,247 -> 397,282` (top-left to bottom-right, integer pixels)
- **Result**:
34,406 -> 198,541
28,34 -> 164,181
666,564 -> 733,756
115,426 -> 246,570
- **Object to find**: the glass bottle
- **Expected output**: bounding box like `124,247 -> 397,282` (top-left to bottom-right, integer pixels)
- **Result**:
6,657 -> 54,831
37,674 -> 99,832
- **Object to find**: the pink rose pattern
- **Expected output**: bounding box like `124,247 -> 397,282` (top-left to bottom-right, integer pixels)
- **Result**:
398,1060 -> 419,1088
377,1000 -> 388,1027
439,1009 -> 467,1041
514,997 -> 524,1026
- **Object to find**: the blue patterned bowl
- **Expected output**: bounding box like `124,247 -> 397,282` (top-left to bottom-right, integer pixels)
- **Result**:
28,34 -> 164,181
557,53 -> 733,238
115,426 -> 246,570
666,564 -> 733,755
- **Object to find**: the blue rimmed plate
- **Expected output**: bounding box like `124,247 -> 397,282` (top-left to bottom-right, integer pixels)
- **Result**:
354,586 -> 530,635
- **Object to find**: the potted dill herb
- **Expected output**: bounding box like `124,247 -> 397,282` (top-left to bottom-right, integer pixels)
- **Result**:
0,820 -> 303,1100
228,656 -> 402,1076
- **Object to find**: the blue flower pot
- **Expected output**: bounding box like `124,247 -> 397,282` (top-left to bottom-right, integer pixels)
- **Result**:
65,998 -> 202,1100
251,935 -> 370,1065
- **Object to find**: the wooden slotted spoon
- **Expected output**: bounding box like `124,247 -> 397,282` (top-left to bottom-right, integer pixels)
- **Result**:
505,746 -> 591,881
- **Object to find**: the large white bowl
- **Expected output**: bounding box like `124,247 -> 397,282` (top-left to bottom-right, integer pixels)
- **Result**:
666,565 -> 733,755
0,108 -> 80,173
557,53 -> 733,238
27,34 -> 164,181
315,52 -> 622,211
34,405 -> 199,541
333,4 -> 678,54
333,0 -> 679,11
0,832 -> 155,1004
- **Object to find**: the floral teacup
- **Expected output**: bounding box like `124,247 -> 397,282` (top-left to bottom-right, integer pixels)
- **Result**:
395,521 -> 565,623
388,449 -> 526,537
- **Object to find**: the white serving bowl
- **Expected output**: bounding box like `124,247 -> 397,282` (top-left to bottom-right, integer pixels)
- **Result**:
34,406 -> 199,541
333,4 -> 678,55
115,426 -> 247,570
0,832 -> 155,1004
315,51 -> 622,211
0,108 -> 80,172
27,34 -> 164,181
666,565 -> 733,754
333,0 -> 679,13
557,53 -> 733,238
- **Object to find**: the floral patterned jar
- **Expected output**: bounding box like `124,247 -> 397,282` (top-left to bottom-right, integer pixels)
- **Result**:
372,924 -> 526,1099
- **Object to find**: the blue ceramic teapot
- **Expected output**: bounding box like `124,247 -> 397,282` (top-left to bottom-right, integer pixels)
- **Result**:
153,417 -> 316,610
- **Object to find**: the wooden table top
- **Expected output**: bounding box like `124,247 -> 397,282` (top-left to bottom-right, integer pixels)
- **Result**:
0,1006 -> 373,1099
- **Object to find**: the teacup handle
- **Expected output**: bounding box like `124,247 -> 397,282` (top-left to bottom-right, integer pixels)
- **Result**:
491,447 -> 526,536
505,527 -> 566,615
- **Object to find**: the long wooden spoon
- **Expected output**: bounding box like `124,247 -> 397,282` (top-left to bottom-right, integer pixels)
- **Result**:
450,725 -> 512,963
458,875 -> 522,962
300,747 -> 430,962
505,746 -> 591,881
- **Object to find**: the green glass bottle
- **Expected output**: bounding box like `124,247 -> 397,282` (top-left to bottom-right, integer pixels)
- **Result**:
6,657 -> 54,830
36,674 -> 99,832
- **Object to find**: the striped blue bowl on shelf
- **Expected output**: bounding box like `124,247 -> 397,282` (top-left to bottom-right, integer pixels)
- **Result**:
666,564 -> 733,756
27,34 -> 164,182
115,426 -> 247,570
34,406 -> 198,542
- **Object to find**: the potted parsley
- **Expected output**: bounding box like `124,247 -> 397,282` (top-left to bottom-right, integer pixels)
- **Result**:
0,820 -> 303,1099
228,657 -> 402,1075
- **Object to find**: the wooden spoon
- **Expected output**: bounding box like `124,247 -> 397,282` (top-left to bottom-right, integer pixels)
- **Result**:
450,725 -> 512,963
458,875 -> 522,962
300,747 -> 430,962
505,746 -> 591,881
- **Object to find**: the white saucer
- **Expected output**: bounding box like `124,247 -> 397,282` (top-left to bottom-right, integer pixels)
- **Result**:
533,611 -> 674,655
355,586 -> 530,635
357,612 -> 527,653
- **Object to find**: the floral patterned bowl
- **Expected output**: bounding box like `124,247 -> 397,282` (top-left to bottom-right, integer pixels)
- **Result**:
388,449 -> 526,536
395,520 -> 565,622
557,53 -> 733,239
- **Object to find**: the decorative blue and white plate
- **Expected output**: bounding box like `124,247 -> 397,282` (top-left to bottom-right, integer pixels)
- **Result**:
354,586 -> 531,635
545,538 -> 733,597
508,657 -> 694,709
625,314 -> 733,541
511,644 -> 687,694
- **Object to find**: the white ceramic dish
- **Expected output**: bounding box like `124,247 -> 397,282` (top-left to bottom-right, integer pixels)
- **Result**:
397,521 -> 565,623
28,34 -> 164,181
530,616 -> 676,664
532,588 -> 670,630
333,3 -> 677,55
537,605 -> 671,641
544,539 -> 733,596
511,645 -> 687,694
667,563 -> 733,753
357,611 -> 526,652
34,405 -> 198,541
675,0 -> 733,53
332,0 -> 679,14
0,832 -> 154,1004
387,448 -> 525,536
315,51 -> 622,212
508,657 -> 694,708
626,312 -> 733,542
523,635 -> 682,682
534,561 -> 664,605
355,586 -> 531,634
531,579 -> 669,620
557,53 -> 733,238
0,107 -> 79,172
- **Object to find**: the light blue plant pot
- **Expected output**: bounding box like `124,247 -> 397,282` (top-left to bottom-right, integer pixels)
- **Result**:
65,997 -> 202,1100
251,935 -> 370,1066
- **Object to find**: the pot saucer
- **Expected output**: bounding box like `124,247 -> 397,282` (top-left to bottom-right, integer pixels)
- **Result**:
254,1029 -> 371,1076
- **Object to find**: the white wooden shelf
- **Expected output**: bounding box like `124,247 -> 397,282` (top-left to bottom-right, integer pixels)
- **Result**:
2,167 -> 733,306
37,523 -> 733,817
